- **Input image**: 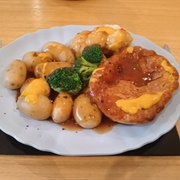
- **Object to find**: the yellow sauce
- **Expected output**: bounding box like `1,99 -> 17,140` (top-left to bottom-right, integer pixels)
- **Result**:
127,46 -> 134,53
115,93 -> 163,114
21,78 -> 50,104
161,60 -> 175,82
38,52 -> 52,60
168,74 -> 175,82
108,31 -> 125,51
95,26 -> 116,34
161,60 -> 174,74
90,67 -> 104,83
41,62 -> 48,78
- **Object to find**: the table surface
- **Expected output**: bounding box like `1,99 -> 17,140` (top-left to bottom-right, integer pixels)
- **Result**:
0,0 -> 180,179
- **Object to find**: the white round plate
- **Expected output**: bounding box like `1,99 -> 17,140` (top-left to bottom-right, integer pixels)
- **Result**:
0,25 -> 180,156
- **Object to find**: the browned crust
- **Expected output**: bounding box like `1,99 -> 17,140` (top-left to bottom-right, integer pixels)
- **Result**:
89,46 -> 179,124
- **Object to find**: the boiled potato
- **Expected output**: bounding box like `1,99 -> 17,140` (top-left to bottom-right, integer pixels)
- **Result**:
20,78 -> 35,94
73,94 -> 102,128
17,94 -> 52,120
20,78 -> 51,99
3,59 -> 27,90
42,42 -> 75,63
52,92 -> 73,123
34,61 -> 72,78
22,51 -> 53,72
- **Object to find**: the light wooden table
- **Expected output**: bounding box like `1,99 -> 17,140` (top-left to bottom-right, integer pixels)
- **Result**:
0,156 -> 180,180
0,0 -> 180,179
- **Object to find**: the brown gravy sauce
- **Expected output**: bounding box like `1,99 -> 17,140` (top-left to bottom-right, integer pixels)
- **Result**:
17,47 -> 154,134
102,47 -> 155,87
60,116 -> 117,134
61,118 -> 82,131
93,116 -> 117,134
16,87 -> 116,134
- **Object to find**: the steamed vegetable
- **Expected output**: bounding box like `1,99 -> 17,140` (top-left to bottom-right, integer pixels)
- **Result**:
74,56 -> 98,85
46,45 -> 103,94
46,67 -> 83,95
82,44 -> 103,64
74,44 -> 103,86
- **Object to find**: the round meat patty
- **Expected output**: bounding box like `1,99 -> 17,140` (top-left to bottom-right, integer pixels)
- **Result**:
89,46 -> 179,124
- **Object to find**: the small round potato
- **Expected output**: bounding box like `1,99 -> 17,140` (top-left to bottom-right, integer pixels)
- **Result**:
52,92 -> 73,123
21,78 -> 51,99
20,78 -> 35,94
42,42 -> 75,63
22,51 -> 53,72
73,94 -> 102,128
34,61 -> 72,78
17,94 -> 52,120
3,59 -> 27,90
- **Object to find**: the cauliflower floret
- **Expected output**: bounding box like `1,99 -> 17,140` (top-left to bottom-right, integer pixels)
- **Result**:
106,29 -> 133,52
69,30 -> 91,58
69,24 -> 133,58
86,31 -> 108,48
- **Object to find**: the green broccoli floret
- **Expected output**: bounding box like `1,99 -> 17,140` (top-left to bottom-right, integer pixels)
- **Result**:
46,45 -> 103,93
74,44 -> 103,86
74,56 -> 98,86
82,44 -> 103,64
46,67 -> 83,95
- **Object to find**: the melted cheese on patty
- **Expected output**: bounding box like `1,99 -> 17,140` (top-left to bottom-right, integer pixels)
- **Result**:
115,93 -> 163,114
